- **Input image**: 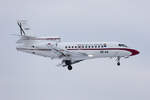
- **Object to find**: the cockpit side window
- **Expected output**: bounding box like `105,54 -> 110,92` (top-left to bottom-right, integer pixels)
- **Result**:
118,44 -> 128,47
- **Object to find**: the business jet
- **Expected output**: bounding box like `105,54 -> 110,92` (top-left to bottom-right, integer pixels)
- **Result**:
16,20 -> 140,70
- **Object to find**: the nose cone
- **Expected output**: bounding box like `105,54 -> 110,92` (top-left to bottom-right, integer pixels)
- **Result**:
130,49 -> 140,56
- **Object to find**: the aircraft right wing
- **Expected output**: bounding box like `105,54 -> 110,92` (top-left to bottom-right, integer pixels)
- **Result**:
48,45 -> 89,60
48,45 -> 88,63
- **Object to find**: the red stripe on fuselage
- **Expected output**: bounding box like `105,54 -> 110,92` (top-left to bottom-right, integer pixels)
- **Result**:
16,48 -> 139,56
67,48 -> 139,56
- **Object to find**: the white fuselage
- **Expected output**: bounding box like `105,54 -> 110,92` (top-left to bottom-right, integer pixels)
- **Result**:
16,41 -> 136,61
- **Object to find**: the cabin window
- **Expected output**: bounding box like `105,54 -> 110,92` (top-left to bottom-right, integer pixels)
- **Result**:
32,45 -> 35,48
95,46 -> 97,48
78,46 -> 80,48
98,45 -> 100,48
68,46 -> 70,48
104,43 -> 107,47
65,46 -> 67,48
88,46 -> 90,48
82,46 -> 84,48
75,46 -> 77,48
72,46 -> 74,48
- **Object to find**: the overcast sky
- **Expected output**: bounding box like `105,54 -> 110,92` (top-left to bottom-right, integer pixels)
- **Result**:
0,0 -> 150,100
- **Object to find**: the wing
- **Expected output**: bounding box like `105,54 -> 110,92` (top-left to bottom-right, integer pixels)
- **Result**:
48,45 -> 88,59
48,45 -> 89,65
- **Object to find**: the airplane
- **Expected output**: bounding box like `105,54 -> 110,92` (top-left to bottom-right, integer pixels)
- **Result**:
16,20 -> 140,70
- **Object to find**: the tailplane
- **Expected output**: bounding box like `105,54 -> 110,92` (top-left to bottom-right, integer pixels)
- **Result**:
16,20 -> 61,44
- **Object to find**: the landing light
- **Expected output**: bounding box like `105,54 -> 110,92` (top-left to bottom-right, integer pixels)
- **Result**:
88,55 -> 94,57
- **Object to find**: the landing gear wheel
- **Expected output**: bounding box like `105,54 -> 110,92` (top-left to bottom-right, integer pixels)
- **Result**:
117,62 -> 120,66
68,65 -> 72,70
117,57 -> 121,66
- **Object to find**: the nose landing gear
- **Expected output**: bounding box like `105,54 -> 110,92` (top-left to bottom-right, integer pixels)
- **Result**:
117,57 -> 121,66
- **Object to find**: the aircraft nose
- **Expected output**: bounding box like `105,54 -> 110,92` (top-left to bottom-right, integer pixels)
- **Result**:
130,49 -> 140,56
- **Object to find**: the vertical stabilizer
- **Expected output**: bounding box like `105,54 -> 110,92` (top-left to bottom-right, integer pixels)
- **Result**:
17,20 -> 32,36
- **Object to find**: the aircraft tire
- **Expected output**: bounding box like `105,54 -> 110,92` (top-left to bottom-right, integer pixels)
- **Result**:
117,62 -> 120,66
68,65 -> 72,70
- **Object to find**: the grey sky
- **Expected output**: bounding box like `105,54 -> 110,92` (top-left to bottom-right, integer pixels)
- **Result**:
0,0 -> 150,100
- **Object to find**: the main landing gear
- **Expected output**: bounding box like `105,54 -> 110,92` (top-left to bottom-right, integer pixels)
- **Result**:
117,57 -> 121,66
65,60 -> 73,70
117,62 -> 120,66
68,65 -> 72,70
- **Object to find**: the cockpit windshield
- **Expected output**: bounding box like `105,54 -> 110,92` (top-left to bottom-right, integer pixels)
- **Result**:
118,44 -> 128,47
